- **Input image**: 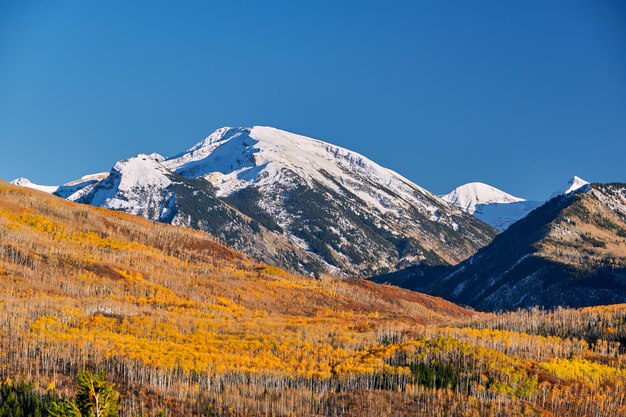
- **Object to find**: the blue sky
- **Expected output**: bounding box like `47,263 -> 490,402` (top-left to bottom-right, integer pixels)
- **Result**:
1,0 -> 625,200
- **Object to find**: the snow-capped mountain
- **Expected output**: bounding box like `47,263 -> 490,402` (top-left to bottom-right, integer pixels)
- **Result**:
160,126 -> 495,275
441,182 -> 541,231
374,182 -> 626,311
442,177 -> 591,232
11,173 -> 109,199
10,178 -> 59,194
19,126 -> 496,277
549,175 -> 590,199
165,126 -> 469,224
441,182 -> 525,214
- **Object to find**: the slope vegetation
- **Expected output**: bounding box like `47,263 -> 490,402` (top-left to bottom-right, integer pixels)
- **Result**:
3,182 -> 626,416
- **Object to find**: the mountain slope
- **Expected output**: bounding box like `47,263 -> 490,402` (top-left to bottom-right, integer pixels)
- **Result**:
67,154 -> 330,273
26,126 -> 496,277
471,200 -> 543,232
373,183 -> 626,311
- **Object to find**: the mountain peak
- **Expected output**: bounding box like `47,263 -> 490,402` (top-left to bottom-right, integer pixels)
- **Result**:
11,177 -> 31,186
58,125 -> 496,277
550,176 -> 590,199
165,126 -> 431,202
441,182 -> 525,214
10,177 -> 59,194
147,152 -> 166,162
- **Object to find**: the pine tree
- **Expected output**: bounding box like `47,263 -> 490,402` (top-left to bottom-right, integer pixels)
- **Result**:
75,371 -> 119,417
47,400 -> 81,417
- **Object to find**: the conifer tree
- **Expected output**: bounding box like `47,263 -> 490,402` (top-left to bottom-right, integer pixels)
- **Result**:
75,371 -> 119,417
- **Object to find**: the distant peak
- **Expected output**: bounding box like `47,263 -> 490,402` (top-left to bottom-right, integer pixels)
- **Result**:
550,176 -> 590,199
11,177 -> 32,185
441,182 -> 525,214
10,177 -> 59,194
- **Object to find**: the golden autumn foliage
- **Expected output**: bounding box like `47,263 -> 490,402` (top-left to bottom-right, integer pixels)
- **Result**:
1,181 -> 626,416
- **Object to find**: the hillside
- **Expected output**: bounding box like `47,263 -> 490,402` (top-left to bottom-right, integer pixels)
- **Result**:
374,183 -> 626,311
3,181 -> 626,416
0,180 -> 469,414
14,126 -> 496,277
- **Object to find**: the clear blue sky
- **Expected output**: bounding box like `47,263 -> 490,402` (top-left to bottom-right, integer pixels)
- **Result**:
1,0 -> 625,200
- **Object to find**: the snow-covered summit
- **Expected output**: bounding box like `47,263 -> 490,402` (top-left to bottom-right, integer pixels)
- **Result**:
164,126 -> 432,211
550,176 -> 590,199
441,182 -> 525,214
441,182 -> 542,231
158,126 -> 495,272
443,176 -> 593,232
10,178 -> 59,194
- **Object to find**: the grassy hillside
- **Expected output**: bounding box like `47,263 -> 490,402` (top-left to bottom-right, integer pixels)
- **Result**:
1,181 -> 626,416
